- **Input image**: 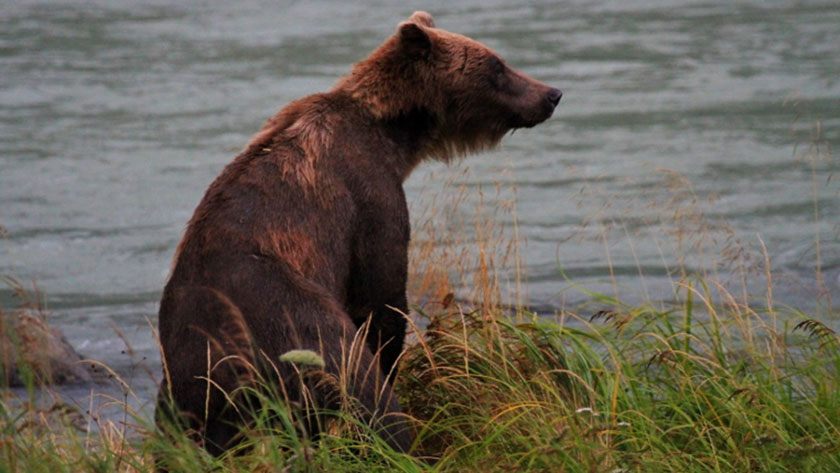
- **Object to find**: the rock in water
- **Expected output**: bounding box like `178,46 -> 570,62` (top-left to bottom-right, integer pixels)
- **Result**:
0,309 -> 93,386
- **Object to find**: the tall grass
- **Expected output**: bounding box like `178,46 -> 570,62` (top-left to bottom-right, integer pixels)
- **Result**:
398,285 -> 840,472
3,288 -> 839,471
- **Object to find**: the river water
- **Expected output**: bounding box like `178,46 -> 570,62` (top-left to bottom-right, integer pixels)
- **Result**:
2,1 -> 839,411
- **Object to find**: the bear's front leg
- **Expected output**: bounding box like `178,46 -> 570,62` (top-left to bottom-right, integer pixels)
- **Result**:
346,196 -> 410,382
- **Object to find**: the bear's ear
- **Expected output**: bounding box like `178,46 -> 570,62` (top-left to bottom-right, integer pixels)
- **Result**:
397,21 -> 431,58
408,11 -> 435,28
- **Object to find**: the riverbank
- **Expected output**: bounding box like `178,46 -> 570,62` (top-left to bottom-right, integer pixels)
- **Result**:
2,276 -> 838,472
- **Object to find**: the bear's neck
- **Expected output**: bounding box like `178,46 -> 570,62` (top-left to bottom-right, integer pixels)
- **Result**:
378,107 -> 442,180
324,91 -> 441,181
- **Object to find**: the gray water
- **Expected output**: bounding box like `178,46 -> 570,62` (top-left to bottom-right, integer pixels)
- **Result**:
2,1 -> 839,412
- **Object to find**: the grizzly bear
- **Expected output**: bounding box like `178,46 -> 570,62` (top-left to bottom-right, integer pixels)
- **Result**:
155,10 -> 560,457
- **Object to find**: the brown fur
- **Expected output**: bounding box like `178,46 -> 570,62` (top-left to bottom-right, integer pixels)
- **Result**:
155,11 -> 560,460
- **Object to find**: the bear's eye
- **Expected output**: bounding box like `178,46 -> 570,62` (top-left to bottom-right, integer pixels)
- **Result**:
488,56 -> 508,89
489,56 -> 505,76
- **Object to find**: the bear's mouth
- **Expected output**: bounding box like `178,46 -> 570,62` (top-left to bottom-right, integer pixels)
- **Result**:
511,103 -> 558,129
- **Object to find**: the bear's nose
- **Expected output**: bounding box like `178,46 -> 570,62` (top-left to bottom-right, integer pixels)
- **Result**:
547,88 -> 563,107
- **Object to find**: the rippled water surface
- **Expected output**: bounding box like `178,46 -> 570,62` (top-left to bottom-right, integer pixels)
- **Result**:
2,1 -> 839,407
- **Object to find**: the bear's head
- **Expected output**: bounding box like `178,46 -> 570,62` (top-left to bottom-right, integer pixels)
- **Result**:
336,11 -> 562,162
